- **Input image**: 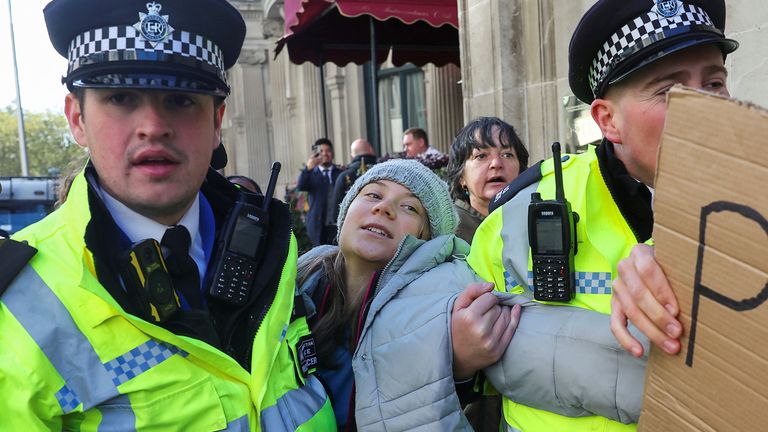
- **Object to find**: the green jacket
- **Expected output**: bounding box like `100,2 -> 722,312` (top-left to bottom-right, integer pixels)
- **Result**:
0,170 -> 335,431
469,143 -> 652,432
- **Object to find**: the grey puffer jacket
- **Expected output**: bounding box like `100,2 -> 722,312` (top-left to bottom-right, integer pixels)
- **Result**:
353,235 -> 479,431
299,235 -> 478,431
483,295 -> 648,425
300,234 -> 647,431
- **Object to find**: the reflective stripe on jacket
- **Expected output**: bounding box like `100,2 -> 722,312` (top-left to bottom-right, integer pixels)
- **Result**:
0,172 -> 335,431
469,149 -> 638,432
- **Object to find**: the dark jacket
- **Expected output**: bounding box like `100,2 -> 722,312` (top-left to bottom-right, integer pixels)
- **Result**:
331,154 -> 378,221
297,165 -> 342,246
453,199 -> 485,244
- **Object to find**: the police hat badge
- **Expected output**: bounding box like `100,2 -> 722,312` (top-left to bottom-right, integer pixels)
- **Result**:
134,2 -> 174,46
653,0 -> 683,18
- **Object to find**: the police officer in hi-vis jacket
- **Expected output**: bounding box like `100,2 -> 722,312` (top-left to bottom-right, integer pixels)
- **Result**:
468,0 -> 738,431
0,0 -> 335,429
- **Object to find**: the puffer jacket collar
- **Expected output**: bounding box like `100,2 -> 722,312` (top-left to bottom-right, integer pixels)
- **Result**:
362,234 -> 469,348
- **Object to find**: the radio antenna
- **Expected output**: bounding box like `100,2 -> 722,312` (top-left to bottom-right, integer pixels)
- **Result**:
262,161 -> 281,211
552,142 -> 565,202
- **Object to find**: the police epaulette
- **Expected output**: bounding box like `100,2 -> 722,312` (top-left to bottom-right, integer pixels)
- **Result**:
488,160 -> 543,214
0,239 -> 37,297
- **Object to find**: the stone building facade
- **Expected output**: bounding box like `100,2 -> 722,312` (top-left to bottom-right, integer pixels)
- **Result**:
223,0 -> 768,195
458,0 -> 768,163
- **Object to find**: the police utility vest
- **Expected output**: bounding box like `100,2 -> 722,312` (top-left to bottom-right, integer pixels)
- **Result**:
0,172 -> 335,431
469,148 -> 642,432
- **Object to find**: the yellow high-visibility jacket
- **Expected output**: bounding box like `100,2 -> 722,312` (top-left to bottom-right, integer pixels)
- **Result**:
0,170 -> 335,431
469,144 -> 652,432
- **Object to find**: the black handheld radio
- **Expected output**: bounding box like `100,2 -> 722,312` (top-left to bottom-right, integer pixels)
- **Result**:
208,162 -> 281,306
528,142 -> 579,302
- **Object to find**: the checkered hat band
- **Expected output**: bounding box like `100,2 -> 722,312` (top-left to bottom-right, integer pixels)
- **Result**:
67,26 -> 225,75
72,74 -> 221,93
588,3 -> 714,93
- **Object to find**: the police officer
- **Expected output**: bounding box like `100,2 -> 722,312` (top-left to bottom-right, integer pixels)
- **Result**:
0,0 -> 335,429
467,0 -> 738,431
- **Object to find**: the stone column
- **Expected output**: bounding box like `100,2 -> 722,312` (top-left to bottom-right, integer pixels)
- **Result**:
299,64 -> 328,152
269,44 -> 300,196
458,0 -> 565,163
325,64 -> 349,161
425,64 -> 463,152
520,0 -> 559,163
225,47 -> 274,188
457,0 -> 528,153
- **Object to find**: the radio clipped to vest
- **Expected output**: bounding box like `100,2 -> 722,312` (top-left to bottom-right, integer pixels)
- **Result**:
208,162 -> 281,306
121,239 -> 181,322
528,142 -> 579,302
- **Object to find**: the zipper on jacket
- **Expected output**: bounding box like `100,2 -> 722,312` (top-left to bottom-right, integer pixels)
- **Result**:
214,198 -> 292,369
353,236 -> 415,355
345,271 -> 379,432
242,218 -> 292,368
373,238 -> 408,297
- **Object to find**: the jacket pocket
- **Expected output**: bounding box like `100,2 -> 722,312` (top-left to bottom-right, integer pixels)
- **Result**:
97,375 -> 228,431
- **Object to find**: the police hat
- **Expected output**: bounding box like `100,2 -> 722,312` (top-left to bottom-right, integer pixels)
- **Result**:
569,0 -> 739,104
44,0 -> 245,96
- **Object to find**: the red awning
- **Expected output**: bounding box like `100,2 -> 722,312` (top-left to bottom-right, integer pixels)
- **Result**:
275,0 -> 459,67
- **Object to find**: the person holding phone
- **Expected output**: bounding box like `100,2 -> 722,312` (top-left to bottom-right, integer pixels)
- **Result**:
297,138 -> 343,246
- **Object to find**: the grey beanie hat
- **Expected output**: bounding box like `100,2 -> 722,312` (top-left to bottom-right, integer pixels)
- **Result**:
336,159 -> 458,239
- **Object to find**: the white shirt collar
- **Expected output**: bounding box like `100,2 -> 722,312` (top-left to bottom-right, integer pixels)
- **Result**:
95,183 -> 200,248
89,177 -> 208,284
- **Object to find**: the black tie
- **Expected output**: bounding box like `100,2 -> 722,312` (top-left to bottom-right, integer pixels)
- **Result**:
161,225 -> 202,309
324,168 -> 332,184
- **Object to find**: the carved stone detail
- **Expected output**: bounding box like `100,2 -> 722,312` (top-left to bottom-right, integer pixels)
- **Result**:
263,18 -> 283,39
238,49 -> 267,66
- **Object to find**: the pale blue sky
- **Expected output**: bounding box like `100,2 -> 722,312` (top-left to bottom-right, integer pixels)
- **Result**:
0,0 -> 68,112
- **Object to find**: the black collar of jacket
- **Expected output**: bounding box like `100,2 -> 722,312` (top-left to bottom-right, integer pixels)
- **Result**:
596,140 -> 653,242
0,239 -> 37,297
83,163 -> 147,316
82,163 -> 241,347
350,154 -> 378,166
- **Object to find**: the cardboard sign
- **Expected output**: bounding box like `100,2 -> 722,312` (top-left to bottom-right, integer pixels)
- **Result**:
639,87 -> 768,431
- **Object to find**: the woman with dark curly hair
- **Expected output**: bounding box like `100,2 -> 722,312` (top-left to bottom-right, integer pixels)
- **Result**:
447,117 -> 529,244
446,117 -> 529,431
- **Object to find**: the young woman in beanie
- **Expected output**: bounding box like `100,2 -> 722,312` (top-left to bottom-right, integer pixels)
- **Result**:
297,159 -> 647,430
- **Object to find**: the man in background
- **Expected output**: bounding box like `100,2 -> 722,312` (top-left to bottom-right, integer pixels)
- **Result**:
297,138 -> 342,245
331,138 -> 378,221
403,127 -> 444,158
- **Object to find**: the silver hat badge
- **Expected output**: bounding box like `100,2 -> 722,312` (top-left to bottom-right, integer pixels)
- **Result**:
134,2 -> 174,46
652,0 -> 683,18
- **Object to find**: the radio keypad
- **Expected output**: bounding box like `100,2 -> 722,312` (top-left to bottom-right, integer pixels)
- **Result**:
212,253 -> 256,305
533,257 -> 571,301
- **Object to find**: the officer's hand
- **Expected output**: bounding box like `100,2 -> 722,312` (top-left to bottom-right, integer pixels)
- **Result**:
611,244 -> 682,358
451,282 -> 521,380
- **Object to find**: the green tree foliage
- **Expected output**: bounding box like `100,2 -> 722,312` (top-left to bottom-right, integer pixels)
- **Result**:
0,106 -> 86,176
